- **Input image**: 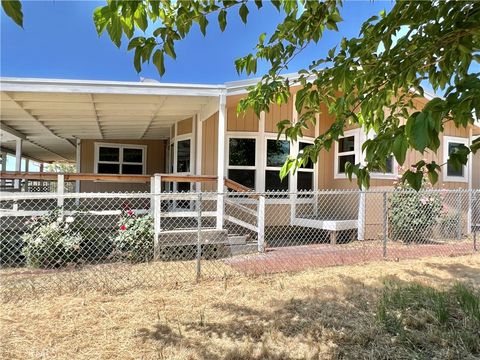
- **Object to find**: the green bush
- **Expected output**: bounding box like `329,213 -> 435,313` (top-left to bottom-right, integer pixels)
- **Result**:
21,210 -> 83,269
112,210 -> 154,263
439,212 -> 462,238
389,174 -> 443,242
0,232 -> 25,267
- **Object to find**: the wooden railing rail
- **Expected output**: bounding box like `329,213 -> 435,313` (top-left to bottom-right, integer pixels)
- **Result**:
0,172 -> 218,184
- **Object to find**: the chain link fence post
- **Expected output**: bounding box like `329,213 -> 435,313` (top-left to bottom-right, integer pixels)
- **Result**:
473,191 -> 477,252
153,174 -> 161,261
383,191 -> 388,258
196,192 -> 202,282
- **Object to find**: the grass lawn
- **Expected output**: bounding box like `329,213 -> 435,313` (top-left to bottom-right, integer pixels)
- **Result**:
1,255 -> 479,360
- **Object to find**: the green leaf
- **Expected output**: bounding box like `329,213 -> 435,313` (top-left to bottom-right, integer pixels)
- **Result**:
392,133 -> 408,165
239,3 -> 249,24
133,47 -> 142,73
198,16 -> 208,36
164,40 -> 176,59
153,50 -> 165,76
2,0 -> 23,27
254,0 -> 263,9
107,15 -> 122,47
403,170 -> 423,191
406,112 -> 430,152
218,9 -> 227,32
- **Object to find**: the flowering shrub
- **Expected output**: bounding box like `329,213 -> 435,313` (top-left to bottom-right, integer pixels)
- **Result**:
389,173 -> 443,242
21,210 -> 83,268
112,210 -> 154,263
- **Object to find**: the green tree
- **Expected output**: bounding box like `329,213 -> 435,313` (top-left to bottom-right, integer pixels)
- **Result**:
4,1 -> 479,189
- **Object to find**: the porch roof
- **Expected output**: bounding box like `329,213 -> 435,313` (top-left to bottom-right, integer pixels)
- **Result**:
0,77 -> 225,163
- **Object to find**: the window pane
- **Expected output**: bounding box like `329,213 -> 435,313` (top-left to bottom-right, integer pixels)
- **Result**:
338,136 -> 355,153
299,142 -> 314,169
265,170 -> 289,192
177,139 -> 191,173
229,138 -> 255,166
228,169 -> 255,189
122,164 -> 143,174
338,154 -> 355,174
97,163 -> 120,174
123,148 -> 143,163
169,143 -> 174,173
266,140 -> 290,167
372,155 -> 394,174
447,142 -> 464,177
99,147 -> 119,162
298,172 -> 314,191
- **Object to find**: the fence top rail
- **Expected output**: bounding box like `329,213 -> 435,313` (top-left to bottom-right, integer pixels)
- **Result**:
0,188 -> 478,202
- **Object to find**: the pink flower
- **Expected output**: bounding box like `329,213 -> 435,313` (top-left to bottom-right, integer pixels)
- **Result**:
420,197 -> 428,205
120,224 -> 127,231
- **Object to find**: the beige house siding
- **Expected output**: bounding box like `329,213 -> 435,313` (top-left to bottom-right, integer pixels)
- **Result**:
79,139 -> 166,192
473,146 -> 480,189
201,112 -> 218,191
177,117 -> 193,136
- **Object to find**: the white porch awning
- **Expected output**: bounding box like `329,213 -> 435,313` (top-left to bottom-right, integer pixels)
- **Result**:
0,77 -> 224,162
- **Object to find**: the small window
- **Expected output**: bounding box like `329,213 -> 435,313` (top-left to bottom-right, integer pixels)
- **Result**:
95,143 -> 145,175
228,169 -> 255,189
297,172 -> 314,191
447,142 -> 464,177
227,137 -> 256,190
177,139 -> 191,173
266,140 -> 290,167
335,130 -> 359,178
229,138 -> 256,166
265,139 -> 290,192
265,170 -> 289,192
299,142 -> 314,169
443,136 -> 468,182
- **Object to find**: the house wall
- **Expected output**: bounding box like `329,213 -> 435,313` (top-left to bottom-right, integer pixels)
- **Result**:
177,117 -> 193,136
79,139 -> 166,192
201,112 -> 218,191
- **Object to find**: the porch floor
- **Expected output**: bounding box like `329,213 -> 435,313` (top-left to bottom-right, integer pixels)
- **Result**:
224,239 -> 475,275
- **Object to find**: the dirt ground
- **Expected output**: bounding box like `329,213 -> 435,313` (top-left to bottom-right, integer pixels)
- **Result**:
1,255 -> 479,360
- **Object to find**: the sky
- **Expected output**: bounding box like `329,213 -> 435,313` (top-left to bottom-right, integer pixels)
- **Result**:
1,1 -> 394,84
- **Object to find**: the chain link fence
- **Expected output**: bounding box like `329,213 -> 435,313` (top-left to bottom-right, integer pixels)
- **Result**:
1,189 -> 478,298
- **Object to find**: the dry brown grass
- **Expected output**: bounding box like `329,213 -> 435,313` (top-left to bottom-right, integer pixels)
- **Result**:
1,255 -> 479,360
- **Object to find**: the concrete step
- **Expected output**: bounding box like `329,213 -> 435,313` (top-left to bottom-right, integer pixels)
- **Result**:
229,243 -> 258,256
158,229 -> 228,246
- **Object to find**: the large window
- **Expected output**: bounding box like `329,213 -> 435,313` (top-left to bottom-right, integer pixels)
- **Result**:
95,143 -> 146,175
443,136 -> 468,182
265,139 -> 289,192
228,138 -> 256,189
297,142 -> 314,191
334,129 -> 359,178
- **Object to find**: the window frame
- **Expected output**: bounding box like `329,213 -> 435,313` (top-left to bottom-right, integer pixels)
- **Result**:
264,137 -> 290,192
297,140 -> 315,191
334,129 -> 360,179
94,142 -> 147,175
443,135 -> 469,183
226,134 -> 258,190
365,130 -> 398,180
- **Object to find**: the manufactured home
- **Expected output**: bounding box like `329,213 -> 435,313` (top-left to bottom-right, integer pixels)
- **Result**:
1,76 -> 479,248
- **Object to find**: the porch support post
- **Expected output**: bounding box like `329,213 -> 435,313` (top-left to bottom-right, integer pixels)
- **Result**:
216,92 -> 226,230
75,139 -> 81,193
14,138 -> 22,189
0,151 -> 6,188
57,174 -> 64,208
467,128 -> 473,234
195,113 -> 202,192
153,173 -> 162,260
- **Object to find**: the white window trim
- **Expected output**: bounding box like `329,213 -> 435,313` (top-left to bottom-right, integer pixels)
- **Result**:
443,135 -> 469,183
334,129 -> 361,179
94,142 -> 147,175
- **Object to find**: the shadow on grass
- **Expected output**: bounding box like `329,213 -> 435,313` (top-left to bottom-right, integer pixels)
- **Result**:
133,273 -> 480,360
